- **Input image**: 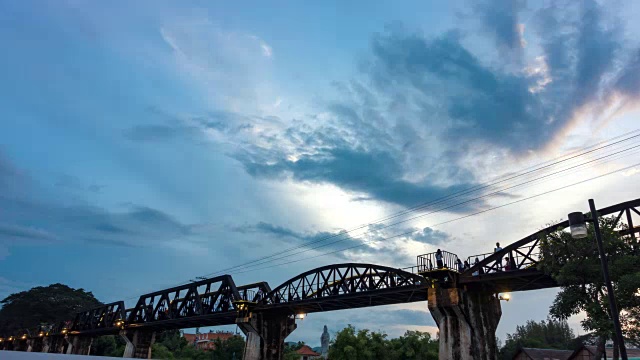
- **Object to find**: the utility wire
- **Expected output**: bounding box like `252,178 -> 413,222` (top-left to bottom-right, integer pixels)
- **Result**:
201,142 -> 640,276
111,131 -> 640,302
227,161 -> 640,276
192,129 -> 640,276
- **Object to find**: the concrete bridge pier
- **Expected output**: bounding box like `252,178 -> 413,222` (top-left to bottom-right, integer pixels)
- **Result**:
65,335 -> 74,354
427,287 -> 502,360
238,313 -> 297,360
39,337 -> 50,353
121,329 -> 156,359
69,335 -> 94,355
49,336 -> 66,353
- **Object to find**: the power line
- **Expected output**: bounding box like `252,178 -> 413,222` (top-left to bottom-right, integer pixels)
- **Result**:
111,130 -> 640,303
226,161 -> 640,276
200,142 -> 640,276
193,131 -> 640,278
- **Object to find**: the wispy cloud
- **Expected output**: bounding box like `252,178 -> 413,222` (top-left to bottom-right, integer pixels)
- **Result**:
231,221 -> 450,264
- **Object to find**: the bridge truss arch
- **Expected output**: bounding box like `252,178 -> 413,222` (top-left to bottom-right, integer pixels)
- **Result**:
461,198 -> 640,292
257,263 -> 429,314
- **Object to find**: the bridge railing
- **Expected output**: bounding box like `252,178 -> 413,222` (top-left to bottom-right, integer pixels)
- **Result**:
466,244 -> 542,275
417,251 -> 459,272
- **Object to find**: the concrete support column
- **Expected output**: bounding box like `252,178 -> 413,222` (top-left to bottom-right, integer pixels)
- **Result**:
26,339 -> 33,352
427,287 -> 501,360
65,336 -> 74,354
71,336 -> 94,355
42,337 -> 50,353
52,336 -> 66,354
121,330 -> 156,359
238,313 -> 297,360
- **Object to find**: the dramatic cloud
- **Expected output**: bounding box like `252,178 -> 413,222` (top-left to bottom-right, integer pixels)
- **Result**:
232,221 -> 450,264
225,1 -> 640,211
476,0 -> 526,51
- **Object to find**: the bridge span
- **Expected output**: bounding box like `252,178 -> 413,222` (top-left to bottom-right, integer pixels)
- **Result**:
1,198 -> 639,360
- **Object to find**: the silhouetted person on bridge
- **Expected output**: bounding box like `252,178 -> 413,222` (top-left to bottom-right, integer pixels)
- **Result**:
494,242 -> 503,271
457,259 -> 464,272
435,249 -> 444,268
464,260 -> 470,271
473,257 -> 485,275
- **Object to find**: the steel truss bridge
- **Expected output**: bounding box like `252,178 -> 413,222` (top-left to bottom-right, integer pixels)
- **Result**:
1,198 -> 639,349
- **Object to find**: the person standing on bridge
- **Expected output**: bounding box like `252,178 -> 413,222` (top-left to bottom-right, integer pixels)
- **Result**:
457,259 -> 464,272
435,249 -> 444,269
464,260 -> 470,271
495,242 -> 503,271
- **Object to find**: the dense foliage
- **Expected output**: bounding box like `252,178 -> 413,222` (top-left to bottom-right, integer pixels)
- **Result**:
328,325 -> 438,360
0,283 -> 101,333
499,318 -> 575,360
92,329 -> 246,359
539,215 -> 640,348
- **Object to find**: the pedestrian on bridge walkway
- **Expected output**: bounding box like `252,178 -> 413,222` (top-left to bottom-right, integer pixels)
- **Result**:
495,242 -> 503,271
435,249 -> 444,268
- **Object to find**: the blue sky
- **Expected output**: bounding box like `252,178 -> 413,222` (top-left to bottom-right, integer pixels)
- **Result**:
1,0 -> 640,346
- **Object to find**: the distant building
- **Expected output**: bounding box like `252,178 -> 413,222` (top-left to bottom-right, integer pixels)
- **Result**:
295,345 -> 322,360
320,325 -> 330,358
183,330 -> 236,351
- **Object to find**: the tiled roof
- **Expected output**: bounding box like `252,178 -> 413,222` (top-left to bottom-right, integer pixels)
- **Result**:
296,345 -> 321,356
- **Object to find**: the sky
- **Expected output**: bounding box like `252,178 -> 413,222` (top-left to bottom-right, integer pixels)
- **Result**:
1,0 -> 640,347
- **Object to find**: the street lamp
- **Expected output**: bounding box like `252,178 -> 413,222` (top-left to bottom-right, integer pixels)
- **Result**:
568,199 -> 627,360
499,293 -> 511,301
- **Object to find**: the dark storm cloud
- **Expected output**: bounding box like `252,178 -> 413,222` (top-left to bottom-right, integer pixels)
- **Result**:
367,30 -> 546,151
235,1 -> 640,211
475,0 -> 525,51
242,146 -> 477,210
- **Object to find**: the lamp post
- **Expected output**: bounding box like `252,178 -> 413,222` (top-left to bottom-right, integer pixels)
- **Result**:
568,199 -> 627,360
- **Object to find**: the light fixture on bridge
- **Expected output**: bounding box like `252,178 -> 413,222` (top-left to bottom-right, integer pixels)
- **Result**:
295,313 -> 306,320
38,331 -> 44,337
61,328 -> 68,335
8,336 -> 14,341
568,212 -> 588,239
0,338 -> 4,342
499,293 -> 511,301
115,319 -> 125,329
567,199 -> 628,359
21,334 -> 27,340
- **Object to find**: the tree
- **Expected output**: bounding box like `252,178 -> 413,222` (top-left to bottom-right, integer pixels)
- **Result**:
0,283 -> 102,333
499,318 -> 575,360
210,335 -> 245,360
329,325 -> 390,360
539,215 -> 640,355
92,335 -> 126,357
388,330 -> 439,360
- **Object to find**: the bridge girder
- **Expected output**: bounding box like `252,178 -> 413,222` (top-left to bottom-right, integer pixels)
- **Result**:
461,198 -> 640,292
257,263 -> 429,314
